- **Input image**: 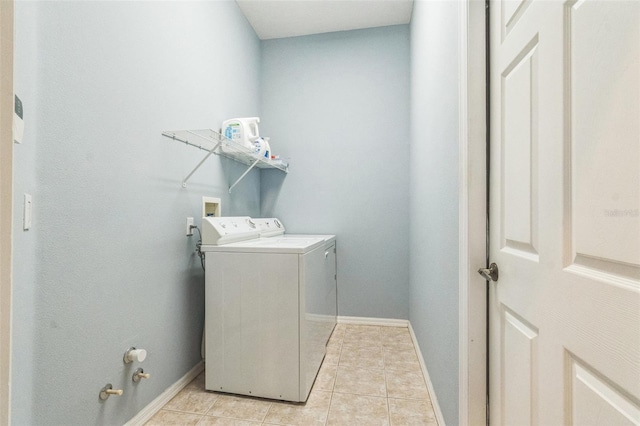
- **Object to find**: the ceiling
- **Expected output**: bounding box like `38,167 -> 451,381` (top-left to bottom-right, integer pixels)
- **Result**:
235,0 -> 414,40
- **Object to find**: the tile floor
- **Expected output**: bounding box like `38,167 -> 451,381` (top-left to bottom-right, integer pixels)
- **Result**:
146,324 -> 438,426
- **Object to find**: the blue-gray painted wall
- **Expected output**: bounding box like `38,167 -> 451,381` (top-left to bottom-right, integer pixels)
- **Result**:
409,1 -> 461,424
260,26 -> 411,320
12,2 -> 261,424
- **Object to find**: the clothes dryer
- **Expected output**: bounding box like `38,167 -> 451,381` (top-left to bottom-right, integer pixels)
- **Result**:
252,218 -> 337,347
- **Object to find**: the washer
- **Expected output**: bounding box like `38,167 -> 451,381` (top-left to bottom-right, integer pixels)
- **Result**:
200,217 -> 336,402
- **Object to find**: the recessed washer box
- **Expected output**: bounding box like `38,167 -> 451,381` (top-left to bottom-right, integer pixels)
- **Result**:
202,196 -> 221,218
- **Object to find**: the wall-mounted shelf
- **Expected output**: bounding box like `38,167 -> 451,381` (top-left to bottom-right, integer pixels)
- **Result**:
162,129 -> 288,193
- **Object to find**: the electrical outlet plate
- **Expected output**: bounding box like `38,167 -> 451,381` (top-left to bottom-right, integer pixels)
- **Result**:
186,217 -> 194,236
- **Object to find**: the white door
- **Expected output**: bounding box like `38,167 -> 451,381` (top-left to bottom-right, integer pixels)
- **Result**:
489,0 -> 640,425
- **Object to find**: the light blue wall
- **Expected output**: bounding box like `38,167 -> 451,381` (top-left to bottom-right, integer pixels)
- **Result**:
409,1 -> 461,425
12,1 -> 261,424
260,26 -> 411,320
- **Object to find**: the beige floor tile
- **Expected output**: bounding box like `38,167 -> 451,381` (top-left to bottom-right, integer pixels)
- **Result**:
343,326 -> 382,347
206,394 -> 272,422
183,371 -> 211,394
334,323 -> 347,332
345,325 -> 381,334
327,338 -> 342,351
342,334 -> 383,348
385,370 -> 430,400
324,344 -> 341,365
383,347 -> 422,372
313,362 -> 338,391
188,372 -> 206,387
327,392 -> 389,426
145,409 -> 202,425
263,390 -> 332,426
342,337 -> 380,349
383,346 -> 418,360
380,331 -> 415,349
380,326 -> 410,337
341,337 -> 382,350
197,416 -> 261,425
333,366 -> 386,397
329,326 -> 345,343
163,387 -> 220,414
339,345 -> 384,369
388,398 -> 437,426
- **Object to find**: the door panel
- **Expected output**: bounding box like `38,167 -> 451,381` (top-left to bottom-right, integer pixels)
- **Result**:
501,308 -> 538,426
568,357 -> 640,426
501,34 -> 539,260
490,1 -> 640,425
566,0 -> 640,280
502,0 -> 533,40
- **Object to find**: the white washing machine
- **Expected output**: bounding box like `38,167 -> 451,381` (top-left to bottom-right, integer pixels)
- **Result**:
200,217 -> 336,402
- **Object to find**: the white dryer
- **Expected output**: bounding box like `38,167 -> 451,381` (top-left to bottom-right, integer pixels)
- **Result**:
200,217 -> 336,402
252,218 -> 337,348
252,217 -> 336,244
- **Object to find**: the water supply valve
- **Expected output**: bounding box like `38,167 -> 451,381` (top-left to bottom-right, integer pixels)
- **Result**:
132,368 -> 150,382
123,347 -> 147,363
99,384 -> 123,400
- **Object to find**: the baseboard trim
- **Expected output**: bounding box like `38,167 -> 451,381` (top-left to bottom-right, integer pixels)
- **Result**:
337,316 -> 409,328
125,361 -> 204,426
408,322 -> 447,426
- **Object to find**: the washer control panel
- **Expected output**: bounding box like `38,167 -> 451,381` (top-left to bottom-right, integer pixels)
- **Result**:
253,218 -> 286,237
202,216 -> 260,245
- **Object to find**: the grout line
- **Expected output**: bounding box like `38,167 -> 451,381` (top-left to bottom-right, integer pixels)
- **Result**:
325,377 -> 336,426
261,401 -> 273,424
385,384 -> 392,425
330,356 -> 339,393
325,392 -> 333,426
336,332 -> 345,368
205,397 -> 220,416
384,340 -> 392,426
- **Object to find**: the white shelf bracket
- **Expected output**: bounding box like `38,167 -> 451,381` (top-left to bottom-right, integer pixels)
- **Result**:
166,130 -> 222,188
228,157 -> 261,193
182,145 -> 220,187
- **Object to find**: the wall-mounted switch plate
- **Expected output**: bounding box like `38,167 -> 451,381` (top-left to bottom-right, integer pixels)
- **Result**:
186,217 -> 194,236
23,193 -> 32,230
